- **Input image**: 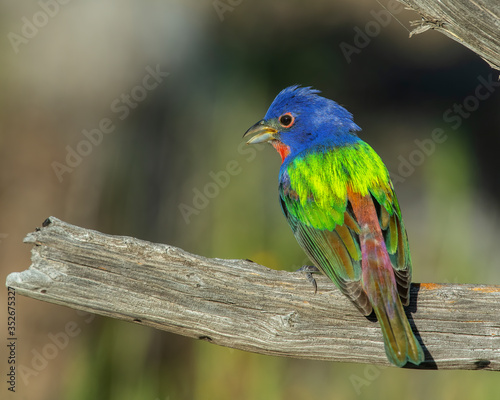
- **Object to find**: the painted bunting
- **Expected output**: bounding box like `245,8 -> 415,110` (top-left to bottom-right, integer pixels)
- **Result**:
243,86 -> 424,367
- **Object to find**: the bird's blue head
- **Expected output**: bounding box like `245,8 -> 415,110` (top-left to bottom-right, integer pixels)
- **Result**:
243,85 -> 361,163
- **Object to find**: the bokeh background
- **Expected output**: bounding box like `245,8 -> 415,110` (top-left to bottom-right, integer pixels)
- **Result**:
1,0 -> 499,399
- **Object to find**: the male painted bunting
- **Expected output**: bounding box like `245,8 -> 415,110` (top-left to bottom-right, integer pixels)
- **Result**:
243,85 -> 424,367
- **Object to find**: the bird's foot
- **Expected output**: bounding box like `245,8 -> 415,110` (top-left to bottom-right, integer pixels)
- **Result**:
296,265 -> 320,294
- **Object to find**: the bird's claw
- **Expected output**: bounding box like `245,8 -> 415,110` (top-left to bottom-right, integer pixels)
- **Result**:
296,265 -> 320,294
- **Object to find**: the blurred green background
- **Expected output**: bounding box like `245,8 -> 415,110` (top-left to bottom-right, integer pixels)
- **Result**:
1,0 -> 499,399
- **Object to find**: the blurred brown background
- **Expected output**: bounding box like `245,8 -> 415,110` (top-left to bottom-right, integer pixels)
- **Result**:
1,0 -> 499,399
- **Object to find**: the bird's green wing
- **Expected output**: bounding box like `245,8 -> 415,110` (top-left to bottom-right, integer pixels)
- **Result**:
279,175 -> 372,315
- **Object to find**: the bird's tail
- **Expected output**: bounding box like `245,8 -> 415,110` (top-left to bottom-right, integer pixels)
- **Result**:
350,191 -> 424,366
370,281 -> 424,366
363,255 -> 425,367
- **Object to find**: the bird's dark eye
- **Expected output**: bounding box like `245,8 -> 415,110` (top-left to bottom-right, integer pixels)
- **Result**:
279,113 -> 295,128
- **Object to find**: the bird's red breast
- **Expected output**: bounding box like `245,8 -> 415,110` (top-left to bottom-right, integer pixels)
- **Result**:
271,140 -> 291,163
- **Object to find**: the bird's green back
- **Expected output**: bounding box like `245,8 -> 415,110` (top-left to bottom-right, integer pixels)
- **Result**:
282,141 -> 396,230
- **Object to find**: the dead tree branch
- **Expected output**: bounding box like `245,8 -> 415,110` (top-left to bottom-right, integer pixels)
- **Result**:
5,217 -> 500,370
396,0 -> 500,71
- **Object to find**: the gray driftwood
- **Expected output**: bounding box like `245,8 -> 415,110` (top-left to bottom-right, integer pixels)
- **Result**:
6,217 -> 500,370
396,0 -> 500,71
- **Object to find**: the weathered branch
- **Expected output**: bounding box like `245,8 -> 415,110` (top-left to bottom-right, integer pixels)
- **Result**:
396,0 -> 500,71
6,217 -> 500,370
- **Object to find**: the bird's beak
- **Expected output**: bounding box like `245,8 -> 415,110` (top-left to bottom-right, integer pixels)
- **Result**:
243,120 -> 278,144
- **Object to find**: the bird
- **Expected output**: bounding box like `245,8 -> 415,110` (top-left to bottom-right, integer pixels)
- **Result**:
243,85 -> 424,367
